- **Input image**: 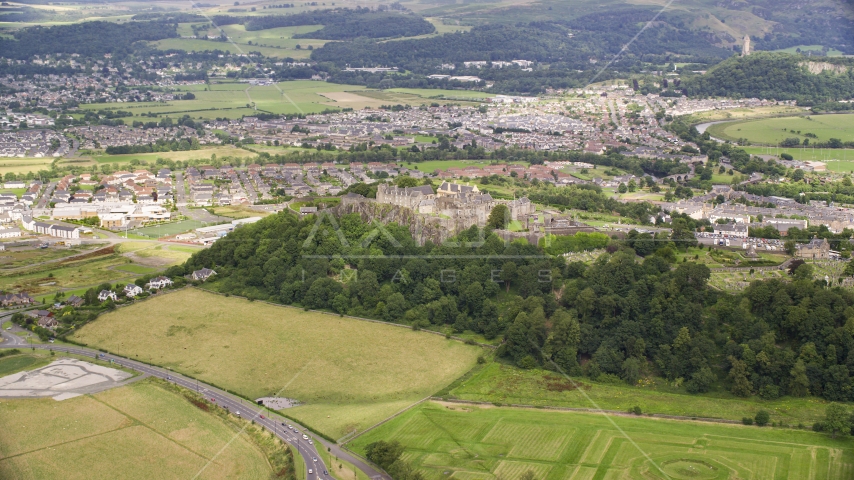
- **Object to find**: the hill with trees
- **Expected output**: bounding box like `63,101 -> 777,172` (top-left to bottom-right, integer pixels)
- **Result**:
0,21 -> 177,59
685,52 -> 854,103
241,8 -> 435,40
174,208 -> 854,404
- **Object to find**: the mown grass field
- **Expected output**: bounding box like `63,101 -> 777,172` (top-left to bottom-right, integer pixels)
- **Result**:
0,378 -> 274,479
708,114 -> 854,146
71,288 -> 482,438
86,146 -> 255,164
450,363 -> 832,426
208,205 -> 272,219
387,88 -> 494,100
682,105 -> 807,124
349,400 -> 854,480
127,219 -> 206,238
407,160 -> 526,174
0,354 -> 51,377
742,146 -> 854,164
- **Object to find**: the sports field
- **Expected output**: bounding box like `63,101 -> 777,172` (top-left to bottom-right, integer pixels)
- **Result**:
0,378 -> 273,479
708,114 -> 854,146
71,288 -> 481,438
408,160 -> 527,174
349,401 -> 854,480
450,363 -> 830,426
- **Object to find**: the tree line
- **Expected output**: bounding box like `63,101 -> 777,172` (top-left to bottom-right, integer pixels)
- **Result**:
177,207 -> 854,403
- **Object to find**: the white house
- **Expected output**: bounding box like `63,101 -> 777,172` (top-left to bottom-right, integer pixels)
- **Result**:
0,227 -> 21,238
146,276 -> 173,290
191,268 -> 216,282
123,284 -> 143,298
97,290 -> 118,302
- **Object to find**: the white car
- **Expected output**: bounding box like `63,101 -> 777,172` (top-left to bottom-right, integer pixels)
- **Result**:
308,469 -> 313,475
235,411 -> 241,417
313,457 -> 317,463
303,434 -> 309,440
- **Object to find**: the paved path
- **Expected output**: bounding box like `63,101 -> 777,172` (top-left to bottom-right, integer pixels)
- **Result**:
0,330 -> 389,480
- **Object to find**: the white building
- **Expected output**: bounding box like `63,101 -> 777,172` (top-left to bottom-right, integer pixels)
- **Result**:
123,284 -> 143,298
97,290 -> 118,302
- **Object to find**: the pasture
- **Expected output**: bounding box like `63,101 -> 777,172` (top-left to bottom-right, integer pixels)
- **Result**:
155,23 -> 327,59
450,363 -> 831,426
0,157 -> 54,176
0,253 -> 137,297
708,114 -> 854,146
0,379 -> 273,479
208,205 -> 272,219
349,401 -> 854,480
71,288 -> 481,438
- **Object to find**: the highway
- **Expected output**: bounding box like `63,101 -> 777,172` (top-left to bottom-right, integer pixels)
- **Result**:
0,328 -> 389,480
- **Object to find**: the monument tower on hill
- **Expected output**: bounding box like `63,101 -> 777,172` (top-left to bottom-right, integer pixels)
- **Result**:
742,35 -> 751,56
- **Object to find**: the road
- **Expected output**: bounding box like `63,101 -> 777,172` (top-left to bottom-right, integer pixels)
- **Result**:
36,181 -> 57,209
174,171 -> 231,224
0,328 -> 389,480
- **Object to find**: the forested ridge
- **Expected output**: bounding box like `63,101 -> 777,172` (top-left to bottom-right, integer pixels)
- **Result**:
0,21 -> 177,59
176,209 -> 854,403
685,52 -> 854,103
199,8 -> 435,40
311,11 -> 730,74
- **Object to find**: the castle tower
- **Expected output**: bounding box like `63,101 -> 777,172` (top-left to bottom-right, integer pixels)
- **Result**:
742,35 -> 751,57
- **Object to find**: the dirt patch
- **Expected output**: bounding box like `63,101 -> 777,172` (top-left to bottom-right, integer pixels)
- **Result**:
544,375 -> 591,392
0,358 -> 133,400
60,246 -> 115,263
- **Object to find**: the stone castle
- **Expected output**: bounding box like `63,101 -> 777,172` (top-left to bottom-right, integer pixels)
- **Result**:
376,181 -> 534,230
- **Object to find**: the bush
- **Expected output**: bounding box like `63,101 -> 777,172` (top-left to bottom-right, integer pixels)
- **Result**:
812,422 -> 825,432
742,417 -> 754,426
476,355 -> 486,364
631,405 -> 642,415
755,410 -> 770,426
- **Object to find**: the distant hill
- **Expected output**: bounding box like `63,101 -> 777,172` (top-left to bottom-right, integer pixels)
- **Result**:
684,52 -> 854,103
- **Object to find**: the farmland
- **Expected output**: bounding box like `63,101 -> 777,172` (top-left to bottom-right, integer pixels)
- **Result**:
449,362 -> 831,426
0,157 -> 54,176
80,82 -> 494,123
349,400 -> 854,480
154,23 -> 328,59
71,288 -> 482,438
707,114 -> 854,146
0,378 -> 275,479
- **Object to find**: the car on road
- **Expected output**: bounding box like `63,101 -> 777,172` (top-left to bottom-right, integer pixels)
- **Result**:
308,440 -> 313,445
260,415 -> 265,419
308,469 -> 313,475
303,434 -> 309,440
235,411 -> 241,417
323,470 -> 328,475
313,457 -> 317,463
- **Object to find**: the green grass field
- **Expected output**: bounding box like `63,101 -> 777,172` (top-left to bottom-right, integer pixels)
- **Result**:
0,254 -> 135,297
88,146 -> 256,164
0,158 -> 54,176
449,362 -> 832,426
209,205 -> 272,219
774,45 -> 845,56
71,288 -> 481,438
155,23 -> 327,59
128,219 -> 207,238
0,354 -> 51,377
387,88 -> 494,100
743,146 -> 854,163
349,401 -> 854,480
0,378 -> 275,479
407,160 -> 526,174
708,114 -> 854,146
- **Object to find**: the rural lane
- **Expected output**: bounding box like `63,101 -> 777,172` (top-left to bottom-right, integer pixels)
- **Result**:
0,333 -> 390,480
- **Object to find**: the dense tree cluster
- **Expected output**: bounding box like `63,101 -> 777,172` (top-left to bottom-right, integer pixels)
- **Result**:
175,204 -> 854,403
685,52 -> 854,103
0,21 -> 178,59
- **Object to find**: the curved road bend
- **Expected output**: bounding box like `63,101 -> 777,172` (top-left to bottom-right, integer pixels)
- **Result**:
0,332 -> 389,480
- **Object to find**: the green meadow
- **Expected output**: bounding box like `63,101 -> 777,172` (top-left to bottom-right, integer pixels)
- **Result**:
709,114 -> 854,146
349,401 -> 854,480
